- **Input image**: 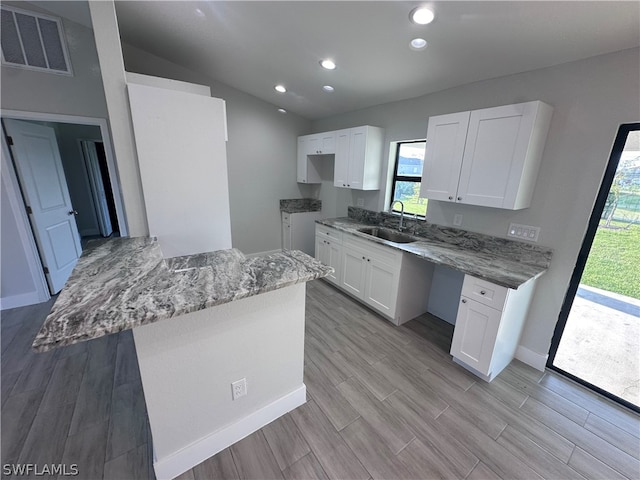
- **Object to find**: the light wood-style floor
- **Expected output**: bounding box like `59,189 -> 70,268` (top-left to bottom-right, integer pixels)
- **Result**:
2,279 -> 639,479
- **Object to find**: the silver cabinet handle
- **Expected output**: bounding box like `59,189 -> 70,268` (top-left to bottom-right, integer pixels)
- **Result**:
457,197 -> 462,201
68,210 -> 78,215
480,290 -> 486,295
448,196 -> 453,200
461,299 -> 467,303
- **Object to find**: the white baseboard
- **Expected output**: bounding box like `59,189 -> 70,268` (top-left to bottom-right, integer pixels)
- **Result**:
153,385 -> 307,480
0,291 -> 48,310
515,345 -> 548,372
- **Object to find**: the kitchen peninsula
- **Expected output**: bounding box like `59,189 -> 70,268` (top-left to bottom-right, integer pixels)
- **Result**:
32,237 -> 331,479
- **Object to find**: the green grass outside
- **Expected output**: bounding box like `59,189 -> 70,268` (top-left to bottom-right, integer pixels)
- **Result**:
581,221 -> 640,299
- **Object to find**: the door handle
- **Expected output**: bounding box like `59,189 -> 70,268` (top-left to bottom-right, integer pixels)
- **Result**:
68,210 -> 78,215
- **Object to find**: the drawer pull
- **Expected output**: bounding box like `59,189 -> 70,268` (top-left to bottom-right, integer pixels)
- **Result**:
480,290 -> 486,295
461,299 -> 467,304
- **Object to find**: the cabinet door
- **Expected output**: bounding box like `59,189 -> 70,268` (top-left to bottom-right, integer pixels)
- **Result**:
320,132 -> 336,154
420,111 -> 470,202
334,129 -> 351,187
307,136 -> 321,155
457,103 -> 532,208
297,137 -> 308,183
347,127 -> 367,189
341,246 -> 366,298
364,259 -> 399,317
314,235 -> 325,262
282,220 -> 291,250
450,297 -> 501,375
326,240 -> 342,285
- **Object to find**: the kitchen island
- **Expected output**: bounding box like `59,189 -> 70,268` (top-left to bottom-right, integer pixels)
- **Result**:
32,237 -> 331,479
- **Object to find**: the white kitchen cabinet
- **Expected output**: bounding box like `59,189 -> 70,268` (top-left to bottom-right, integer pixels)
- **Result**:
307,132 -> 336,155
334,126 -> 384,190
420,101 -> 553,210
450,274 -> 537,381
297,137 -> 322,184
337,232 -> 433,324
297,132 -> 336,183
315,225 -> 343,285
282,211 -> 322,256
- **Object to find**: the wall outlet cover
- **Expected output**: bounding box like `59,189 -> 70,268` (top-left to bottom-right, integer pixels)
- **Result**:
453,214 -> 463,226
231,378 -> 247,400
507,223 -> 540,242
356,198 -> 364,207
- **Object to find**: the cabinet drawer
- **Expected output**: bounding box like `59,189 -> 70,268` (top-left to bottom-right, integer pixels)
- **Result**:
316,224 -> 343,243
343,233 -> 401,266
461,275 -> 508,310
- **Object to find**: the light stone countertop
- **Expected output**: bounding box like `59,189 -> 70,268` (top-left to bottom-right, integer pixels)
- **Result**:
32,237 -> 331,352
318,213 -> 552,290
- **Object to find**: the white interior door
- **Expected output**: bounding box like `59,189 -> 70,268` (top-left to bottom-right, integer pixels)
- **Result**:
81,140 -> 113,237
4,119 -> 82,294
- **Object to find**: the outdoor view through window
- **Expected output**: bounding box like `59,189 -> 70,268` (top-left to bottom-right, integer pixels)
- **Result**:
391,141 -> 427,216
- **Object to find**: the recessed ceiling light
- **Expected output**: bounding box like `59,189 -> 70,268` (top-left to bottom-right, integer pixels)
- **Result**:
320,59 -> 336,70
275,85 -> 287,93
410,38 -> 428,50
410,7 -> 435,25
323,85 -> 335,92
277,108 -> 287,114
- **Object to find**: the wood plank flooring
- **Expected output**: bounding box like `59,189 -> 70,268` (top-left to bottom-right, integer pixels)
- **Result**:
2,279 -> 639,479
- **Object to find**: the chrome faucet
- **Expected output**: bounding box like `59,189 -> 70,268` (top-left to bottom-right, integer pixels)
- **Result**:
389,200 -> 405,231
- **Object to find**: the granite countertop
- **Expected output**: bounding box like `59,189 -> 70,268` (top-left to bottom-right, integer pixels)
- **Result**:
32,237 -> 331,352
280,198 -> 321,213
318,210 -> 552,290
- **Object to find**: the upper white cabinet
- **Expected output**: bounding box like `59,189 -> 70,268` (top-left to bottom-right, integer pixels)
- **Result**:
307,132 -> 336,155
297,132 -> 336,183
334,126 -> 384,190
420,101 -> 553,210
297,137 -> 320,183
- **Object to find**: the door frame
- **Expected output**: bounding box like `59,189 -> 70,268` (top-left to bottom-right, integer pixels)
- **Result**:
1,109 -> 128,236
547,122 -> 640,413
1,110 -> 128,309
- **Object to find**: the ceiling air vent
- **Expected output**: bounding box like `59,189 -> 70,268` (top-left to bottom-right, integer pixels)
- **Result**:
1,6 -> 72,75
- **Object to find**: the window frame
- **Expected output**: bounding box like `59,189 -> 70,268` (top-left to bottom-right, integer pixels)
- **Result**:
390,139 -> 427,218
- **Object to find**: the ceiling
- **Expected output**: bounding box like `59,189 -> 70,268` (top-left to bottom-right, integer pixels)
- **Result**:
34,1 -> 640,120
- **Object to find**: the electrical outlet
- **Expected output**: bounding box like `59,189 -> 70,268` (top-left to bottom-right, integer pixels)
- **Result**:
231,378 -> 247,400
453,214 -> 463,226
356,197 -> 364,207
507,223 -> 540,242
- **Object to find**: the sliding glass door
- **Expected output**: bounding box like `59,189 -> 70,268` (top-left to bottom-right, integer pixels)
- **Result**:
548,123 -> 640,412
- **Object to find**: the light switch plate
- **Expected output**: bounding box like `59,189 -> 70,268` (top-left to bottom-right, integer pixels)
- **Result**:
508,223 -> 540,242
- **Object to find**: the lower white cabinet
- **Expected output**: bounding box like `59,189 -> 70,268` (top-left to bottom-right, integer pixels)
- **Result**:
282,211 -> 322,256
315,225 -> 433,325
315,225 -> 342,286
450,275 -> 537,381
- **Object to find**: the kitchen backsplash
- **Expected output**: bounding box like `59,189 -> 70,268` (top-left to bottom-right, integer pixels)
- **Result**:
280,198 -> 322,213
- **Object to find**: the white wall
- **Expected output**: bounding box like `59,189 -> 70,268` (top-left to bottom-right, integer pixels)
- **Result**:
0,1 -> 107,119
133,284 -> 306,479
311,48 -> 640,359
121,43 -> 315,254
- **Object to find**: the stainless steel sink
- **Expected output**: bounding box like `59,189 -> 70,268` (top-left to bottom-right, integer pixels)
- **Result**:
357,227 -> 417,244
